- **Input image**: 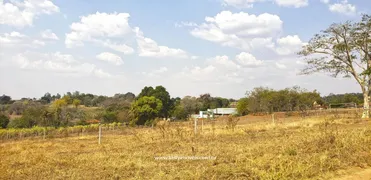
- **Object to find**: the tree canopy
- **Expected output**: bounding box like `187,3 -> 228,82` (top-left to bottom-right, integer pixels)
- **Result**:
130,96 -> 163,125
299,14 -> 370,118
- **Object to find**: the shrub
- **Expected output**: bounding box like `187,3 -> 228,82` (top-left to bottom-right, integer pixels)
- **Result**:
75,119 -> 88,126
7,118 -> 29,128
117,109 -> 131,123
172,105 -> 188,120
0,114 -> 9,128
102,111 -> 118,123
226,116 -> 239,131
236,98 -> 249,116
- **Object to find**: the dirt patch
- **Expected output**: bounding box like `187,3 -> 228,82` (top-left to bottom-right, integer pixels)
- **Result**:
334,168 -> 371,180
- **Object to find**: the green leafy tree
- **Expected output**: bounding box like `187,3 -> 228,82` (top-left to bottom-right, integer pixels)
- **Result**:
198,93 -> 212,111
237,98 -> 249,116
245,86 -> 322,113
53,99 -> 68,126
0,95 -> 11,104
41,92 -> 52,104
172,104 -> 188,120
152,86 -> 172,118
102,111 -> 118,123
180,96 -> 201,116
130,96 -> 162,125
72,99 -> 81,109
10,106 -> 45,128
299,14 -> 371,118
8,118 -> 28,128
137,86 -> 155,99
137,86 -> 172,118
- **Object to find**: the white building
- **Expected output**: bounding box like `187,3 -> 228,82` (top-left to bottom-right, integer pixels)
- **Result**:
197,108 -> 237,119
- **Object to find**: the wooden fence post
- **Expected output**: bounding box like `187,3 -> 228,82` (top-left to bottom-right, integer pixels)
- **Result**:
194,118 -> 197,135
98,123 -> 102,145
272,113 -> 275,124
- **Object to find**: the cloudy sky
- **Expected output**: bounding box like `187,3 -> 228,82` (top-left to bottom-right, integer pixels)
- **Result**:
0,0 -> 370,99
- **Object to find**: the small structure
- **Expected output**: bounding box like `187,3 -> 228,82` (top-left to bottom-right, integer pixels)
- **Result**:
197,108 -> 237,119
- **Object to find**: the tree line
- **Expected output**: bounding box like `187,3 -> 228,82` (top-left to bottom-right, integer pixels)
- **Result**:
0,85 -> 365,129
236,87 -> 365,116
0,86 -> 234,128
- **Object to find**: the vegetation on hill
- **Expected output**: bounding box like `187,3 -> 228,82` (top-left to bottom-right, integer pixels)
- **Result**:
0,85 -> 236,128
0,84 -> 367,129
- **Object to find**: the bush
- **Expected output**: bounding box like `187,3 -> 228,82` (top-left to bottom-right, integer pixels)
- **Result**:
102,111 -> 118,123
172,105 -> 188,120
237,98 -> 249,116
117,109 -> 131,123
75,119 -> 88,126
0,114 -> 9,128
226,116 -> 239,131
7,118 -> 29,128
20,106 -> 45,127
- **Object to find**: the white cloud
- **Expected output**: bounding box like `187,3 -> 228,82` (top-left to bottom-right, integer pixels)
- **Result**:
94,69 -> 112,78
222,0 -> 264,8
176,52 -> 306,86
321,0 -> 330,4
222,0 -> 308,8
275,35 -> 304,55
191,56 -> 199,60
142,67 -> 169,78
190,11 -> 282,51
101,40 -> 134,54
9,31 -> 26,38
0,31 -> 28,46
96,52 -> 124,66
0,0 -> 59,28
134,27 -> 188,58
186,65 -> 216,80
67,12 -> 131,40
191,65 -> 215,74
48,52 -> 78,63
153,67 -> 168,73
32,39 -> 45,46
12,0 -> 60,14
13,51 -> 111,78
65,12 -> 134,54
175,21 -> 198,28
178,53 -> 257,84
275,62 -> 287,69
328,0 -> 356,16
179,64 -> 245,84
205,11 -> 282,37
208,55 -> 241,70
235,52 -> 263,67
274,0 -> 308,8
0,31 -> 52,48
40,29 -> 59,40
296,60 -> 306,65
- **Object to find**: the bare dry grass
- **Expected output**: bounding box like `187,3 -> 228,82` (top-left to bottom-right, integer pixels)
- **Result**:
0,116 -> 371,179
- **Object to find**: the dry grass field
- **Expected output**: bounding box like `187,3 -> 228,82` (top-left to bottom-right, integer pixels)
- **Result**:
1,113 -> 371,180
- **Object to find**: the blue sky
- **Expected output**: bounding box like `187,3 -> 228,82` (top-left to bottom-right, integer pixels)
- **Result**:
0,0 -> 370,99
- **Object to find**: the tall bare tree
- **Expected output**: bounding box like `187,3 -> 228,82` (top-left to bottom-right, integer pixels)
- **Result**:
299,14 -> 370,118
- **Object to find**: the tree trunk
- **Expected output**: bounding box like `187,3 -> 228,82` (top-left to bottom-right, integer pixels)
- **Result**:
362,93 -> 369,118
